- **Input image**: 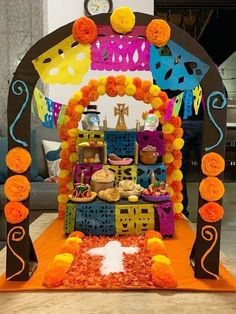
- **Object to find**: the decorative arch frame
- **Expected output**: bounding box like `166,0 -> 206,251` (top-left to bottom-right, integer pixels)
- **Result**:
5,12 -> 227,281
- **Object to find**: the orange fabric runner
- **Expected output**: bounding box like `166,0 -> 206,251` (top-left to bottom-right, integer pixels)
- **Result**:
0,217 -> 236,292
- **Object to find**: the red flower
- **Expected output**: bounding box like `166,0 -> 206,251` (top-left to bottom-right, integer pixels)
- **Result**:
72,17 -> 97,44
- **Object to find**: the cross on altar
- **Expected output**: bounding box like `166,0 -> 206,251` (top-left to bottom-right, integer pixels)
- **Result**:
88,240 -> 139,276
114,103 -> 129,130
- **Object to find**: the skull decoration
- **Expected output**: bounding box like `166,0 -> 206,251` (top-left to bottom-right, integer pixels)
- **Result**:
144,113 -> 159,131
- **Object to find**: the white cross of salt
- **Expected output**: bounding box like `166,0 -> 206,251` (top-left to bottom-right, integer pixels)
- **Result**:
88,240 -> 139,276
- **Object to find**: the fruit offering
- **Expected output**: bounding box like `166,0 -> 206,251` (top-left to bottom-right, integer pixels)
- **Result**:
71,183 -> 92,198
142,180 -> 168,197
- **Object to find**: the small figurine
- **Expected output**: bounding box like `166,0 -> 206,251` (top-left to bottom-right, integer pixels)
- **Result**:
144,112 -> 159,131
71,183 -> 92,198
83,104 -> 100,130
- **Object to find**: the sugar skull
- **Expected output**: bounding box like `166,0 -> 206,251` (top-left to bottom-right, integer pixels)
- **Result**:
144,113 -> 159,131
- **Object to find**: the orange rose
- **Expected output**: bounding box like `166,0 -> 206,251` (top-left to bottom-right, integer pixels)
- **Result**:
72,17 -> 97,44
4,201 -> 29,224
6,148 -> 32,174
199,202 -> 224,223
146,19 -> 171,47
199,177 -> 225,201
4,175 -> 30,201
201,152 -> 225,177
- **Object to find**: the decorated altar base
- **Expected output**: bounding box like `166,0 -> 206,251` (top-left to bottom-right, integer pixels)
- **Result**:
0,216 -> 236,292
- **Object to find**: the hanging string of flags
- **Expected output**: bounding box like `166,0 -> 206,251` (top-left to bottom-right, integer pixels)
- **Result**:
173,85 -> 203,118
32,85 -> 203,128
33,88 -> 66,128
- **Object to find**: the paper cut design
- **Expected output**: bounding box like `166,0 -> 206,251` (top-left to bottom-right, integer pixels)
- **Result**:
57,105 -> 66,125
183,90 -> 193,120
173,92 -> 184,116
193,85 -> 202,115
34,88 -> 47,122
155,201 -> 174,237
32,35 -> 91,84
150,40 -> 209,91
91,35 -> 150,71
42,97 -> 54,128
53,102 -> 62,126
115,204 -> 154,235
10,80 -> 29,147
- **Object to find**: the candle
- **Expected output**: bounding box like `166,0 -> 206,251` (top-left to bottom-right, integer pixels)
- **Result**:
136,120 -> 140,131
103,116 -> 107,131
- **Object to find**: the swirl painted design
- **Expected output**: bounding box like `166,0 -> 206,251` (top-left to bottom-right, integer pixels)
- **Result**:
7,226 -> 26,280
205,91 -> 227,152
201,225 -> 219,279
9,80 -> 29,147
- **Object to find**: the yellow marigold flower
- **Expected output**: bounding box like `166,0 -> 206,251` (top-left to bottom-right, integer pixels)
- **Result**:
65,237 -> 83,244
151,254 -> 171,266
110,7 -> 136,34
173,138 -> 184,150
73,91 -> 82,102
66,182 -> 74,191
59,170 -> 70,178
154,110 -> 161,119
162,123 -> 174,134
54,253 -> 74,264
163,153 -> 174,163
125,84 -> 136,96
57,194 -> 69,203
61,141 -> 69,150
69,152 -> 78,163
98,76 -> 107,85
171,169 -> 183,181
167,186 -> 174,197
149,85 -> 161,96
97,85 -> 106,95
75,105 -> 84,114
147,237 -> 164,249
173,202 -> 184,213
67,128 -> 79,137
125,77 -> 133,87
152,97 -> 163,109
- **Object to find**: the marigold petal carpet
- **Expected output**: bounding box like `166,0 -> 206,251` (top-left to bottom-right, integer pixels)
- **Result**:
0,217 -> 236,292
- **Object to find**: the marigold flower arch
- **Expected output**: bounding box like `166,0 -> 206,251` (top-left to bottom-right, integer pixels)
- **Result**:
57,75 -> 184,219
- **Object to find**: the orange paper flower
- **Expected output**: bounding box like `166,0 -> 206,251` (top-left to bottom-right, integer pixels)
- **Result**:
201,152 -> 225,177
4,201 -> 29,224
199,202 -> 224,223
145,230 -> 162,240
152,264 -> 177,288
148,242 -> 167,257
4,175 -> 30,201
146,19 -> 171,47
6,147 -> 32,173
199,177 -> 225,201
43,268 -> 67,288
72,17 -> 97,44
69,231 -> 85,239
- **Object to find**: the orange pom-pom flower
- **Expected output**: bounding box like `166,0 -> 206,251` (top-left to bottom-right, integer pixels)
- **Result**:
72,17 -> 97,44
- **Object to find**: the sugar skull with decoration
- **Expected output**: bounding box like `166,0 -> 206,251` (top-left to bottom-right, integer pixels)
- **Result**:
83,104 -> 100,130
144,111 -> 159,131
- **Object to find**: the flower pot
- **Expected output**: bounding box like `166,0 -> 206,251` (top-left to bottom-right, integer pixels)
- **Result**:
140,150 -> 158,164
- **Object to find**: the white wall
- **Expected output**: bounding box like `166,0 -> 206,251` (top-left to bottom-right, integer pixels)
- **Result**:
46,0 -> 154,129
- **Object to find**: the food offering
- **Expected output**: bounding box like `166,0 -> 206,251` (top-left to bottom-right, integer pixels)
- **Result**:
108,153 -> 133,166
140,145 -> 159,164
118,179 -> 143,199
142,180 -> 170,202
69,183 -> 97,202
